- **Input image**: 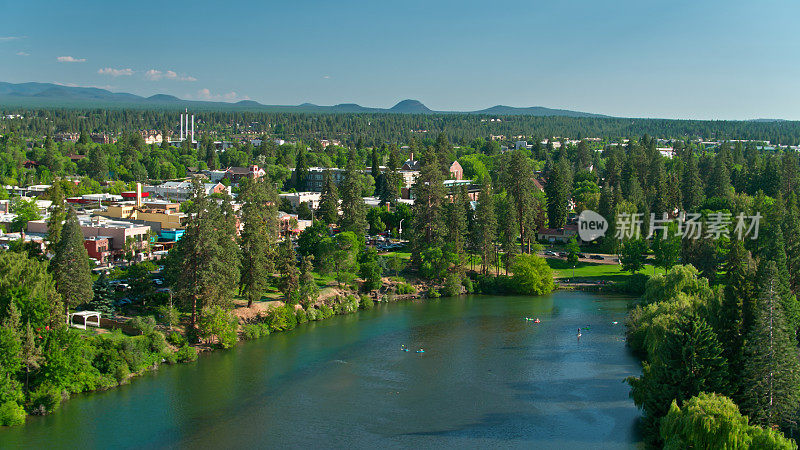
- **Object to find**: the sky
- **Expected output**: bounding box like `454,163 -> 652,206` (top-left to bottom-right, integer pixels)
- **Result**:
1,0 -> 799,120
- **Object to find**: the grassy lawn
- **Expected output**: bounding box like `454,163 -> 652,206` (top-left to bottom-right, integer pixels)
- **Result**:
547,258 -> 665,282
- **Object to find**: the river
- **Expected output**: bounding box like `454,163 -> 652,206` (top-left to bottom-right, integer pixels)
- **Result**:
1,291 -> 642,449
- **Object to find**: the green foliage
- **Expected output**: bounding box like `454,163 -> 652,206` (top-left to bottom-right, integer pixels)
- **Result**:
358,248 -> 382,291
627,314 -> 729,443
51,208 -> 93,320
0,400 -> 26,426
166,331 -> 186,347
620,239 -> 648,274
334,295 -> 360,315
127,316 -> 156,335
10,197 -> 42,232
396,283 -> 415,295
660,393 -> 796,450
359,295 -> 374,310
425,287 -> 440,298
198,306 -> 238,349
0,251 -> 61,330
441,272 -> 463,297
175,345 -> 198,363
510,254 -> 554,296
241,323 -> 269,340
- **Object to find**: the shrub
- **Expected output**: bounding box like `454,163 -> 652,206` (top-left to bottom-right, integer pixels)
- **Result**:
295,308 -> 309,324
426,287 -> 440,298
127,316 -> 156,335
306,307 -> 320,321
198,306 -> 239,349
267,305 -> 298,332
397,283 -> 415,295
476,275 -> 514,294
335,295 -> 359,315
27,385 -> 62,416
462,276 -> 474,293
175,345 -> 198,362
510,254 -> 554,296
166,331 -> 186,347
145,331 -> 167,353
241,324 -> 265,340
0,401 -> 26,426
360,295 -> 374,310
441,273 -> 463,297
318,304 -> 334,319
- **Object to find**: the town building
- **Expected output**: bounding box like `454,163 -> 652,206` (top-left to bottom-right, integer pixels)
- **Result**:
224,165 -> 265,183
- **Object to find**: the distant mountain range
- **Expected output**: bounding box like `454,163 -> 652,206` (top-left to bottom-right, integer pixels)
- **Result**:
0,82 -> 609,117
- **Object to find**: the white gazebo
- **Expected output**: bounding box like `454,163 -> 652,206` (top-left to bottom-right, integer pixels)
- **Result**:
69,311 -> 101,330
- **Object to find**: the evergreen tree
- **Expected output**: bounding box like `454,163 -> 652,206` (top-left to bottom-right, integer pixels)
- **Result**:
277,239 -> 299,303
167,179 -> 239,328
498,194 -> 519,274
239,177 -> 278,307
338,148 -> 367,235
681,153 -> 703,211
50,208 -> 93,323
545,156 -> 572,228
445,186 -> 468,273
782,193 -> 800,295
46,182 -> 66,249
20,320 -> 42,392
370,146 -> 381,195
475,180 -> 497,274
504,150 -> 535,252
410,148 -> 446,267
720,240 -> 757,392
627,314 -> 729,442
294,147 -> 309,191
298,255 -> 318,308
318,170 -> 340,225
740,261 -> 800,429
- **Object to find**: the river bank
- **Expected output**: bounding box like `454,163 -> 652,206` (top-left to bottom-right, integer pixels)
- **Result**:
1,292 -> 642,448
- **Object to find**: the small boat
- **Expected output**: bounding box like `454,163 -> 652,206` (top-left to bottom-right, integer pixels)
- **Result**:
611,321 -> 619,325
534,319 -> 541,324
403,348 -> 409,352
416,349 -> 425,353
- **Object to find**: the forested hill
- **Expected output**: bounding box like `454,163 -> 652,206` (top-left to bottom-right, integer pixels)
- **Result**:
0,82 -> 604,117
4,108 -> 800,145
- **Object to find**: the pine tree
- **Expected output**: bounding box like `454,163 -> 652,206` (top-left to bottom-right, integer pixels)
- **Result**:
51,208 -> 93,323
318,170 -> 340,225
445,187 -> 468,273
504,150 -> 535,252
681,153 -> 703,211
371,146 -> 381,195
294,147 -> 309,191
782,193 -> 800,295
20,320 -> 41,392
277,239 -> 299,303
168,179 -> 239,328
740,261 -> 800,428
498,194 -> 519,274
46,182 -> 66,249
720,240 -> 757,392
298,255 -> 318,308
627,314 -> 729,441
545,157 -> 572,228
239,177 -> 278,307
410,148 -> 446,267
338,148 -> 367,235
475,180 -> 497,274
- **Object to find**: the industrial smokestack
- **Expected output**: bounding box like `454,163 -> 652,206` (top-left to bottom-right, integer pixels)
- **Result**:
180,113 -> 184,141
191,115 -> 195,143
136,183 -> 142,208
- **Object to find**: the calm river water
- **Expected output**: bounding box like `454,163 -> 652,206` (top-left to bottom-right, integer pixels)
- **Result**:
1,291 -> 642,449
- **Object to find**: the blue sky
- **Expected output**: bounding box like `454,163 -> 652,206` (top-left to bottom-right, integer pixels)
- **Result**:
1,0 -> 799,119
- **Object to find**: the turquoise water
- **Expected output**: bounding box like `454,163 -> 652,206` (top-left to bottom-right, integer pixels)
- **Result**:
1,291 -> 641,449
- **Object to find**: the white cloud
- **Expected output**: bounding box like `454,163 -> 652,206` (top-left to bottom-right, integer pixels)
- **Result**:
57,56 -> 86,63
145,69 -> 196,81
16,51 -> 29,56
323,75 -> 331,79
98,67 -> 133,77
194,88 -> 245,102
0,36 -> 24,42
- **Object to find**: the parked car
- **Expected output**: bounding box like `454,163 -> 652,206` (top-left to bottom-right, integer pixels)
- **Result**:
590,254 -> 605,260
